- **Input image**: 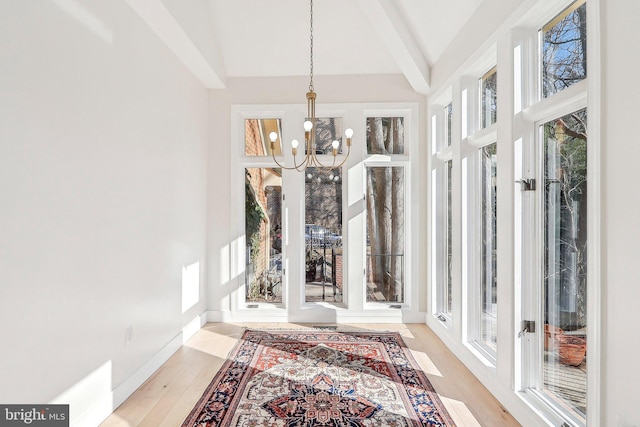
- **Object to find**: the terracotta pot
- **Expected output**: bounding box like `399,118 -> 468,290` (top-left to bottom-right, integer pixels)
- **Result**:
544,324 -> 563,351
557,335 -> 586,366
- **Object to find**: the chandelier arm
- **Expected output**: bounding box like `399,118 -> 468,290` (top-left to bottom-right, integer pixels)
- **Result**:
331,145 -> 352,169
293,152 -> 310,171
309,146 -> 351,171
271,151 -> 306,171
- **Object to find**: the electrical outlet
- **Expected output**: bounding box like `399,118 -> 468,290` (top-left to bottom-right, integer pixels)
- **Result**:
125,325 -> 134,345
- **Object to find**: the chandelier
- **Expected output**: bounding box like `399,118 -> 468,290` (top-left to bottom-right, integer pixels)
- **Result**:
268,0 -> 353,172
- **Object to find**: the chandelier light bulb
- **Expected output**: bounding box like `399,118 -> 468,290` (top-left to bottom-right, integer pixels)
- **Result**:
303,120 -> 313,132
291,139 -> 299,149
331,140 -> 339,149
268,131 -> 278,152
344,128 -> 354,138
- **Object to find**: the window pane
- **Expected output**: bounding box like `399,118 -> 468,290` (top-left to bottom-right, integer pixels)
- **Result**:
245,168 -> 283,303
366,166 -> 405,303
308,117 -> 344,155
542,109 -> 587,419
305,168 -> 343,303
542,0 -> 587,98
481,68 -> 497,128
245,119 -> 282,156
446,160 -> 453,314
481,143 -> 497,349
366,117 -> 405,154
445,104 -> 453,147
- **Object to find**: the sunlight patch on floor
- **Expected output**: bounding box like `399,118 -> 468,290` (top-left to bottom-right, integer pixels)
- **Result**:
99,413 -> 132,427
183,330 -> 238,358
438,395 -> 482,427
410,349 -> 443,377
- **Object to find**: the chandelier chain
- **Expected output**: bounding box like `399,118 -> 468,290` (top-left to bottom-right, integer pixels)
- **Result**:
268,0 -> 352,172
309,0 -> 314,92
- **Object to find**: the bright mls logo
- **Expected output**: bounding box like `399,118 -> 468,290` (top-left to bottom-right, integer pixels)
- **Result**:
0,405 -> 69,426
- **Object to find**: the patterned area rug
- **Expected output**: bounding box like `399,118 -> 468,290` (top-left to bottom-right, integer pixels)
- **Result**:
182,329 -> 456,426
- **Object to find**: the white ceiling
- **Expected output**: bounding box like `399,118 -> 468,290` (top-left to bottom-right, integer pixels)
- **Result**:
127,0 -> 486,92
208,0 -> 484,78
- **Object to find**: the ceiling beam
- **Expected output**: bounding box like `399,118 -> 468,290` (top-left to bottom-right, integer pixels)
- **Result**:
358,0 -> 430,94
125,0 -> 225,89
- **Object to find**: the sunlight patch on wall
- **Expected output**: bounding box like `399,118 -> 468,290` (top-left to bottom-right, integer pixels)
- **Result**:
348,161 -> 364,207
182,315 -> 203,344
181,261 -> 200,313
50,360 -> 113,426
219,244 -> 230,285
230,235 -> 245,280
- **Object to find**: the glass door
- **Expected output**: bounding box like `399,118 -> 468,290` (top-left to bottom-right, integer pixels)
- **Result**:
304,167 -> 343,303
540,109 -> 588,419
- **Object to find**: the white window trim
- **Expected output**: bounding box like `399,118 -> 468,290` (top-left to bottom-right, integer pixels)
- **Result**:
230,103 -> 423,323
361,107 -> 417,310
515,0 -> 598,424
426,0 -> 601,424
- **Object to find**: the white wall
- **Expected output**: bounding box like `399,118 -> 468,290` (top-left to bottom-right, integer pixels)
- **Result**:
0,1 -> 208,424
600,1 -> 640,425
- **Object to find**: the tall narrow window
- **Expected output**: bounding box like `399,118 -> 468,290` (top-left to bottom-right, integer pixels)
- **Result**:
445,160 -> 453,314
244,167 -> 283,303
542,108 -> 587,419
542,0 -> 587,98
304,168 -> 343,303
365,116 -> 406,303
434,105 -> 453,320
366,166 -> 405,303
481,67 -> 497,128
480,143 -> 497,349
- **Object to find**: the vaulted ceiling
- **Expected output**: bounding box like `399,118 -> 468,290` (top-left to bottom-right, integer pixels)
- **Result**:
126,0 -> 485,93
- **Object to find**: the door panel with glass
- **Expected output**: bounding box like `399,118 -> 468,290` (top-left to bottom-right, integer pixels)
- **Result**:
540,109 -> 587,418
304,167 -> 343,303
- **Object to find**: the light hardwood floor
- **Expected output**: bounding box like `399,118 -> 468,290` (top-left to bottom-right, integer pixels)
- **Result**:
100,323 -> 521,426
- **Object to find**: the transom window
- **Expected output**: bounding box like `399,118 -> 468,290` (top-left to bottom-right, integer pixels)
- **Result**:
541,0 -> 587,98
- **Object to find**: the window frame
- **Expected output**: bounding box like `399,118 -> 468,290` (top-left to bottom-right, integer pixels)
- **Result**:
362,109 -> 415,309
426,0 -> 600,424
516,1 -> 592,425
230,103 -> 421,322
432,101 -> 454,324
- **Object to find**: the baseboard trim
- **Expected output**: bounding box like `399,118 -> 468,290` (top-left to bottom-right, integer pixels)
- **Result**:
205,310 -> 426,324
57,313 -> 207,427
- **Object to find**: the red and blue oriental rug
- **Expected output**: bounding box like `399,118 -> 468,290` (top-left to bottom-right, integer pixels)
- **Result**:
182,329 -> 456,426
